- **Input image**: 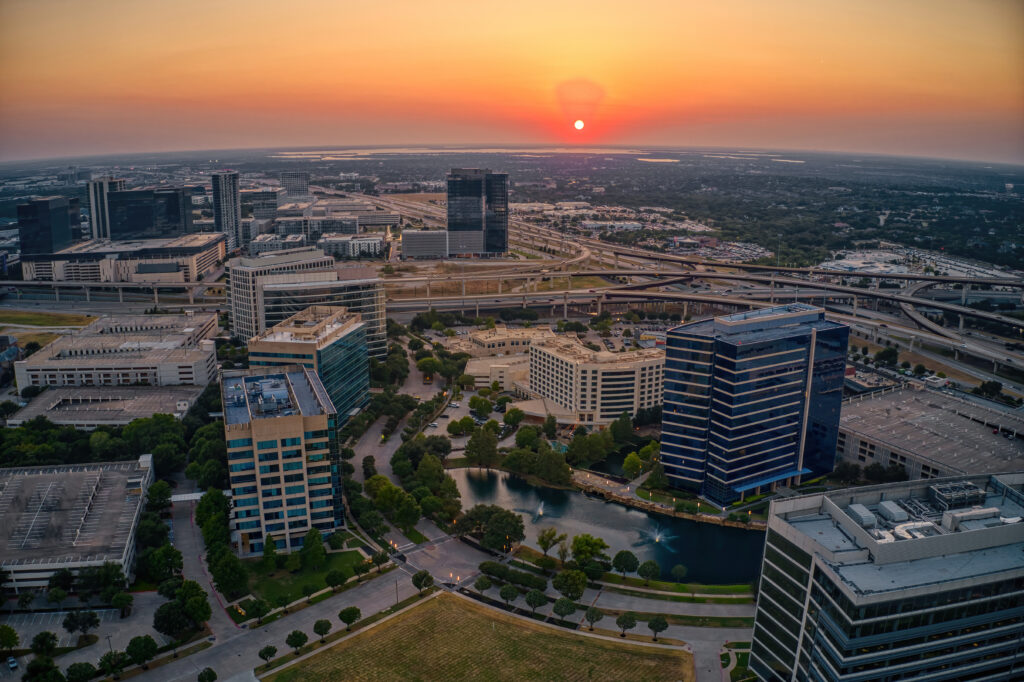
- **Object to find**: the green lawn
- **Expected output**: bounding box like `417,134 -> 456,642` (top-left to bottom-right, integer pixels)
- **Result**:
245,550 -> 366,604
266,593 -> 694,681
0,310 -> 96,326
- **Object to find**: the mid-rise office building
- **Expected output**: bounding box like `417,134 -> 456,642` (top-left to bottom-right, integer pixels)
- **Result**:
87,177 -> 127,239
316,234 -> 384,259
751,473 -> 1024,681
446,168 -> 508,255
21,233 -> 226,283
248,306 -> 369,423
280,171 -> 310,197
226,248 -> 385,356
402,230 -> 448,259
242,187 -> 287,220
17,196 -> 77,255
661,304 -> 848,506
211,171 -> 241,250
106,188 -> 194,240
0,456 -> 154,589
15,312 -> 218,389
222,367 -> 340,555
518,336 -> 663,425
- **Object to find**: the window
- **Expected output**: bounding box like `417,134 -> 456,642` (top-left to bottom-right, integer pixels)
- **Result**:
257,440 -> 278,450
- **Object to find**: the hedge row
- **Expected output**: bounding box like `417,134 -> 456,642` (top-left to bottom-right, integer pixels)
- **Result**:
479,561 -> 547,591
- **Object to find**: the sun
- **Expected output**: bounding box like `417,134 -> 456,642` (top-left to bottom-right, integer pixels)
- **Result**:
574,119 -> 584,130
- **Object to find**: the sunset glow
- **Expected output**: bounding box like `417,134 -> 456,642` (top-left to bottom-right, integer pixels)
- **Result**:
574,120 -> 585,131
0,0 -> 1021,162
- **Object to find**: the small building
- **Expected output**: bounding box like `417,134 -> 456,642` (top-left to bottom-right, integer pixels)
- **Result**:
0,455 -> 154,590
317,233 -> 385,259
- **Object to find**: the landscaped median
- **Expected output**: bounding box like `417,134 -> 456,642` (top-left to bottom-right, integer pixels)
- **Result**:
261,592 -> 695,681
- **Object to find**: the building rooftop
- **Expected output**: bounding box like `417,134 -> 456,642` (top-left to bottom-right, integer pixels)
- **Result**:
840,388 -> 1024,474
8,386 -> 204,428
671,304 -> 846,345
50,233 -> 224,256
249,305 -> 362,346
774,473 -> 1024,597
0,457 -> 151,567
230,247 -> 332,269
222,367 -> 335,426
469,325 -> 555,346
531,336 -> 664,366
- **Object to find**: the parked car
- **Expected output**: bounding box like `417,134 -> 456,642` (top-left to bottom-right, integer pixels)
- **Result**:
7,657 -> 18,671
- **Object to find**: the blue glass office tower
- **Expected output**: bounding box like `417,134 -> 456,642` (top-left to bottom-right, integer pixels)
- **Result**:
661,304 -> 848,506
446,168 -> 508,254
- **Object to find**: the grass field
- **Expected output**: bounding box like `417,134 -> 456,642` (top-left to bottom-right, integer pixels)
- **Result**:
0,310 -> 96,326
0,328 -> 60,348
266,593 -> 694,682
245,550 -> 366,604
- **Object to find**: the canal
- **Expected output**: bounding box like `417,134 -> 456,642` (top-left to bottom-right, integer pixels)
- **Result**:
449,467 -> 765,584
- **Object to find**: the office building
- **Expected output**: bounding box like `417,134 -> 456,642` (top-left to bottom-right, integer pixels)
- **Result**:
446,168 -> 508,255
837,388 -> 1024,480
316,234 -> 384,259
226,248 -> 385,356
751,473 -> 1024,681
222,367 -> 340,555
21,233 -> 226,283
0,456 -> 154,590
515,336 -> 663,425
249,233 -> 306,255
242,187 -> 287,220
87,177 -> 127,239
402,230 -> 448,259
211,171 -> 241,250
447,324 -> 556,357
280,171 -> 311,197
248,306 -> 369,423
17,196 -> 76,255
107,188 -> 194,240
661,304 -> 848,506
14,312 -> 218,390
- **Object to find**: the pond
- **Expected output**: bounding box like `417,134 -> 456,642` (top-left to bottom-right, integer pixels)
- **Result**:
449,467 -> 765,584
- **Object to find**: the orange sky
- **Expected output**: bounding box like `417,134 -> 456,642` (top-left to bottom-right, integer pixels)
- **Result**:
1,0 -> 1022,163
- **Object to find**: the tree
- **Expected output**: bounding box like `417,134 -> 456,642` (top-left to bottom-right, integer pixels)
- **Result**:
913,363 -> 927,376
300,528 -> 327,570
503,408 -> 525,428
18,591 -> 35,611
648,615 -> 668,641
48,568 -> 74,593
324,570 -> 346,593
198,667 -> 217,682
285,630 -> 308,655
0,624 -> 18,655
47,588 -> 67,611
612,550 -> 639,578
584,606 -> 604,631
248,599 -> 270,625
65,662 -> 97,682
570,534 -> 609,564
542,414 -> 557,439
261,536 -> 278,570
622,452 -> 644,480
671,564 -> 688,583
146,480 -> 173,513
468,395 -> 492,418
552,597 -> 576,621
638,560 -> 661,585
645,462 -> 669,490
302,584 -> 317,603
338,606 -> 361,631
352,561 -> 371,582
257,646 -> 277,668
313,619 -> 332,643
610,412 -> 633,443
31,631 -> 58,657
499,584 -> 519,608
556,541 -> 570,565
525,589 -> 547,614
465,427 -> 499,468
23,657 -> 62,682
111,592 -> 133,618
153,602 -> 191,640
126,635 -> 158,670
616,612 -> 637,637
552,570 -> 588,602
874,347 -> 898,366
834,461 -> 861,484
536,527 -> 566,557
412,570 -> 434,596
284,552 -> 302,573
372,551 -> 389,573
474,575 -> 492,593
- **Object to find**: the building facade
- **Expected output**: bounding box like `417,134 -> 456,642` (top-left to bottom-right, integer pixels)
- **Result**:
87,177 -> 127,239
280,171 -> 310,197
524,336 -> 663,424
242,187 -> 286,220
751,474 -> 1024,681
402,230 -> 448,259
211,171 -> 241,250
247,306 -> 369,423
316,234 -> 384,259
446,168 -> 508,255
222,367 -> 340,555
17,196 -> 76,255
106,188 -> 194,240
661,304 -> 848,506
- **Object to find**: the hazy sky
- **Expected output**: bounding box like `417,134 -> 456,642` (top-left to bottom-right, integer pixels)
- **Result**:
1,0 -> 1022,163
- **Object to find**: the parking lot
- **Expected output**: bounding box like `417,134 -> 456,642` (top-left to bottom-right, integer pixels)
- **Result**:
2,609 -> 122,649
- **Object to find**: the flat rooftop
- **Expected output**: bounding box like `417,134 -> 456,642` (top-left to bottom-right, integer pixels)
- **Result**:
532,336 -> 664,366
0,459 -> 150,566
8,386 -> 204,427
840,388 -> 1024,474
53,233 -> 224,255
250,305 -> 362,346
222,368 -> 335,425
470,325 -> 555,344
671,304 -> 846,345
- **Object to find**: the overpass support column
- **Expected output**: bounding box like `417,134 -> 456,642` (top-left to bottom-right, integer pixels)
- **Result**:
54,286 -> 60,302
118,288 -> 124,303
770,275 -> 775,304
83,287 -> 90,302
597,295 -> 603,316
427,280 -> 431,297
962,284 -> 968,305
189,289 -> 195,305
497,279 -> 502,294
852,296 -> 858,315
462,279 -> 466,297
563,292 -> 568,319
475,300 -> 479,318
683,302 -> 688,320
154,287 -> 159,305
959,314 -> 964,333
993,360 -> 999,373
522,294 -> 527,309
614,253 -> 619,268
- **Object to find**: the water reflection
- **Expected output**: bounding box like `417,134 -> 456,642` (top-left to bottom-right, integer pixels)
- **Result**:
450,468 -> 764,584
